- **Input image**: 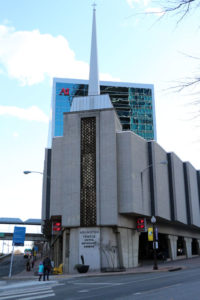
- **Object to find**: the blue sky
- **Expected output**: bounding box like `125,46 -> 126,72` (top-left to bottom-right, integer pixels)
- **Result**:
0,0 -> 200,221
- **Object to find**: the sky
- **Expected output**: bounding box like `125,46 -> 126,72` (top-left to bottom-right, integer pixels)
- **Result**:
0,0 -> 200,222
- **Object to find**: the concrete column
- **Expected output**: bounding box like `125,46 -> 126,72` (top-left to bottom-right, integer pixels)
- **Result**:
132,230 -> 140,267
119,228 -> 139,268
167,235 -> 178,260
184,237 -> 192,258
54,239 -> 59,267
115,230 -> 124,269
62,229 -> 69,273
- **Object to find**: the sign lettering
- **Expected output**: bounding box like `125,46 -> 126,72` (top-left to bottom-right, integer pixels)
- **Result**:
59,88 -> 69,96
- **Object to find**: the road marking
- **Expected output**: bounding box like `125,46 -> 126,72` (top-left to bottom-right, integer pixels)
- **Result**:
0,280 -> 59,291
70,274 -> 177,287
0,282 -> 61,300
1,287 -> 52,296
0,290 -> 54,300
78,290 -> 89,293
73,282 -> 122,285
134,283 -> 182,296
21,294 -> 55,300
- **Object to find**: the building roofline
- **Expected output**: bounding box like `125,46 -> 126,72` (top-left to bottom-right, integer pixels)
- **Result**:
53,77 -> 154,89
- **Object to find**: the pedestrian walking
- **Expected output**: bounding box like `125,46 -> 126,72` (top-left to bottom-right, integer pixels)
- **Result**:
38,262 -> 44,281
31,255 -> 35,268
33,250 -> 37,261
26,255 -> 31,271
43,256 -> 52,281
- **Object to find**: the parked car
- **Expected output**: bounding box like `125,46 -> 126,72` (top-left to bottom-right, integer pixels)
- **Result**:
24,248 -> 32,258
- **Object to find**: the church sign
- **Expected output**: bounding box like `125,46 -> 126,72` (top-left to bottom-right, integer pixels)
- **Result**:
79,228 -> 100,270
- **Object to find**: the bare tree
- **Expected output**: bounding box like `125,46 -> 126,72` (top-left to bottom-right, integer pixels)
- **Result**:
154,0 -> 200,95
157,0 -> 200,23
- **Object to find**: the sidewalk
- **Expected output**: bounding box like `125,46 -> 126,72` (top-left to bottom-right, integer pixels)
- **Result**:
4,255 -> 200,281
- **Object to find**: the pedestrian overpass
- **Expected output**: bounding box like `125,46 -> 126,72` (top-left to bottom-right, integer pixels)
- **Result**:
0,218 -> 41,225
0,218 -> 46,242
0,232 -> 45,241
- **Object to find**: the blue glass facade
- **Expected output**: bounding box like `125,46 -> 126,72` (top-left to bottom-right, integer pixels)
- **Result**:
52,79 -> 156,140
54,82 -> 88,136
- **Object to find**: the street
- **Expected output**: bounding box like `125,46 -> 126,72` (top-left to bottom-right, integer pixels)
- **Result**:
1,264 -> 200,299
0,254 -> 25,277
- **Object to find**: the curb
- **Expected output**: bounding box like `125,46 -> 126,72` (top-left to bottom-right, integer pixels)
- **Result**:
1,266 -> 184,281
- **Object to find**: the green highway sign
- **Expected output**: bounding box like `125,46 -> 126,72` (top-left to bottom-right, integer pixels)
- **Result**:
0,233 -> 5,237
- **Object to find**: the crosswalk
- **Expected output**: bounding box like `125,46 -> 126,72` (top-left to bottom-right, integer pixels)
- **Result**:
0,281 -> 61,300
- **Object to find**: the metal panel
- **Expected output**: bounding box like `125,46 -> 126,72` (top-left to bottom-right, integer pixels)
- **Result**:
70,94 -> 113,112
80,117 -> 96,226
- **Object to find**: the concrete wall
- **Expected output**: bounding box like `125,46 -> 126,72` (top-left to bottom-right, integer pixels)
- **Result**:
50,113 -> 81,227
170,153 -> 187,224
68,228 -> 79,273
42,149 -> 48,221
100,227 -> 118,269
98,109 -> 121,225
118,227 -> 139,268
153,142 -> 171,220
50,108 -> 121,227
42,148 -> 51,222
117,131 -> 151,216
185,162 -> 200,227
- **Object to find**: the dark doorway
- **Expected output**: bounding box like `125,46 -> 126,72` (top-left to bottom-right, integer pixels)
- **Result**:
139,232 -> 150,260
177,236 -> 185,256
138,232 -> 169,262
192,239 -> 198,255
157,233 -> 169,261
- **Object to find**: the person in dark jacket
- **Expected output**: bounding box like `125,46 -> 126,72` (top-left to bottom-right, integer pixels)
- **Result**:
43,256 -> 51,281
26,255 -> 31,271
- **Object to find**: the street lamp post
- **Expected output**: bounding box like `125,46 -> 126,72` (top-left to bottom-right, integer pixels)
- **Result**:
23,171 -> 43,175
151,216 -> 158,270
140,160 -> 168,204
139,162 -> 167,271
140,160 -> 168,183
23,169 -> 51,234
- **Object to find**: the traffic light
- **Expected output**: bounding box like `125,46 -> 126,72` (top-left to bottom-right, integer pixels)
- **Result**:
52,221 -> 61,232
136,218 -> 147,232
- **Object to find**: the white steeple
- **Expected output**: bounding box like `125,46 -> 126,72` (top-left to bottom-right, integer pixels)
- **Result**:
88,4 -> 100,96
70,4 -> 113,112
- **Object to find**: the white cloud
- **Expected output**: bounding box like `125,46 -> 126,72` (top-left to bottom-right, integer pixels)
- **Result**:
0,25 -> 118,86
0,105 -> 48,123
13,131 -> 19,138
100,72 -> 121,82
145,7 -> 165,16
126,0 -> 151,8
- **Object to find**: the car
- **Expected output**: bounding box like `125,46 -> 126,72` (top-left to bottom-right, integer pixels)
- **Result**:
24,248 -> 32,258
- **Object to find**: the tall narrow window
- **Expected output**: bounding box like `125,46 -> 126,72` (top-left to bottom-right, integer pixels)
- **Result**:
80,117 -> 96,226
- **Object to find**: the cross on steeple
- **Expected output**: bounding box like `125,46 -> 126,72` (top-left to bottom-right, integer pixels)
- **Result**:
92,2 -> 96,10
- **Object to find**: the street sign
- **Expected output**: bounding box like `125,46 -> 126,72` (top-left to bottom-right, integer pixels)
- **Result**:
9,226 -> 26,278
153,241 -> 159,249
0,233 -> 4,237
154,227 -> 158,241
13,226 -> 26,246
148,227 -> 153,241
34,246 -> 38,252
